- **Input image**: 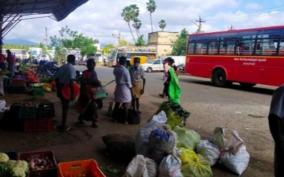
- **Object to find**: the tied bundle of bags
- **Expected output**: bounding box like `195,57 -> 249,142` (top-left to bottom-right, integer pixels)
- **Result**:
195,127 -> 250,175
157,102 -> 190,128
210,128 -> 250,176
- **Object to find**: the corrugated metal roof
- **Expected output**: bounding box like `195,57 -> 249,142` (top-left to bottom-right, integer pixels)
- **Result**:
0,0 -> 88,21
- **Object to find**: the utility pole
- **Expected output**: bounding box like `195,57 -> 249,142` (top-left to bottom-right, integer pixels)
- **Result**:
44,27 -> 48,46
196,16 -> 206,33
112,32 -> 121,46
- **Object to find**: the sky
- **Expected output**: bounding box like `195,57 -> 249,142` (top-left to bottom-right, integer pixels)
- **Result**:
5,0 -> 284,45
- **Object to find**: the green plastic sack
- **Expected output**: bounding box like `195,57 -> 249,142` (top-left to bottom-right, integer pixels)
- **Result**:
180,148 -> 212,177
167,110 -> 183,129
174,126 -> 201,149
157,102 -> 182,129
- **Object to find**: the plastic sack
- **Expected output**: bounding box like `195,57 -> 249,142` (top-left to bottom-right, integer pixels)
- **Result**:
219,131 -> 250,176
211,127 -> 226,149
173,126 -> 200,149
158,155 -> 183,177
158,102 -> 183,129
0,100 -> 6,112
135,117 -> 165,155
149,127 -> 176,153
152,111 -> 167,124
179,148 -> 213,177
148,127 -> 176,163
124,155 -> 157,177
196,140 -> 220,166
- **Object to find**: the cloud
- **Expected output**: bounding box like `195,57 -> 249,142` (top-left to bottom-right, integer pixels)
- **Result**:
4,0 -> 284,45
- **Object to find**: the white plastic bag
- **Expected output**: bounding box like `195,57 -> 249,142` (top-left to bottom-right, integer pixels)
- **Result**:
136,112 -> 166,155
219,131 -> 250,176
0,100 -> 6,112
158,155 -> 183,177
196,140 -> 220,166
124,155 -> 157,177
152,111 -> 167,124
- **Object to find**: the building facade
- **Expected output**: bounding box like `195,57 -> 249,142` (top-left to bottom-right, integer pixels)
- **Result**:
148,31 -> 179,57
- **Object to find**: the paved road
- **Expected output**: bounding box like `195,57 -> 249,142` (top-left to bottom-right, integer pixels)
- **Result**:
94,66 -> 274,177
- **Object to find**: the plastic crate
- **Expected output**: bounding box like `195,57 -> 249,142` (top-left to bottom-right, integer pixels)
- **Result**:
22,118 -> 54,132
58,159 -> 106,177
18,151 -> 57,177
9,103 -> 38,120
37,103 -> 55,118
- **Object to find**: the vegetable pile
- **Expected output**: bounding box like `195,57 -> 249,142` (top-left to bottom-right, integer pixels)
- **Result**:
28,155 -> 55,171
0,153 -> 29,177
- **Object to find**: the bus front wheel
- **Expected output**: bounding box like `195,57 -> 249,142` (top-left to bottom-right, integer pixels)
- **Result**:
212,69 -> 227,87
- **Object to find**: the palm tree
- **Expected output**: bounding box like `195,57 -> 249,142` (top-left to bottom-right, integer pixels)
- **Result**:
146,0 -> 157,32
159,19 -> 166,31
132,18 -> 142,38
121,5 -> 139,43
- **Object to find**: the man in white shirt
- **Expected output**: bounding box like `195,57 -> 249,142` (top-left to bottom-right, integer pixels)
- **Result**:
55,55 -> 76,132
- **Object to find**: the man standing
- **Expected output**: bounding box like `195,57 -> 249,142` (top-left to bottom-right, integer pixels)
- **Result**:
6,50 -> 15,77
55,55 -> 77,132
113,56 -> 132,123
269,85 -> 284,177
129,57 -> 145,112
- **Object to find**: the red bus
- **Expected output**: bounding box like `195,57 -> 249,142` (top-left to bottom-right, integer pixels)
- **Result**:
186,25 -> 284,87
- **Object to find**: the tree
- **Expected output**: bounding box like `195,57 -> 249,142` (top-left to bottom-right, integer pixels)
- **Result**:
118,38 -> 129,47
102,44 -> 115,55
159,19 -> 166,31
132,18 -> 142,38
135,35 -> 145,46
121,4 -> 139,43
172,29 -> 188,56
147,0 -> 157,32
50,26 -> 97,60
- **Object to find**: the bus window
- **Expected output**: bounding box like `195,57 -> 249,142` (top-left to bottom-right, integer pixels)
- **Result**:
219,40 -> 226,55
255,38 -> 278,56
208,41 -> 218,55
279,40 -> 284,56
188,42 -> 195,54
195,42 -> 207,55
226,40 -> 235,55
237,40 -> 255,55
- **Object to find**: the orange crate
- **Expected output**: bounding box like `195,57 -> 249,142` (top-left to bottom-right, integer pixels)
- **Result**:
58,159 -> 106,177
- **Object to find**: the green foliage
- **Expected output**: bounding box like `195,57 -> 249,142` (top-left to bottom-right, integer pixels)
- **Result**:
147,0 -> 157,32
118,39 -> 129,47
50,26 -> 97,59
146,0 -> 157,13
135,35 -> 146,46
159,19 -> 167,31
172,29 -> 188,56
121,5 -> 139,23
132,18 -> 142,38
132,18 -> 142,31
102,44 -> 115,55
121,4 -> 140,43
3,44 -> 32,50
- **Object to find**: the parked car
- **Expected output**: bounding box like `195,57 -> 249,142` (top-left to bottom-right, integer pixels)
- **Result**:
141,59 -> 164,72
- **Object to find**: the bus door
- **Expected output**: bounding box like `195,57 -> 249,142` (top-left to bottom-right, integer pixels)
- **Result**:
255,36 -> 280,85
235,36 -> 261,84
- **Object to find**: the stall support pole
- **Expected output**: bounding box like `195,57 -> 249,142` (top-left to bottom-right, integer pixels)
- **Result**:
0,14 -> 3,54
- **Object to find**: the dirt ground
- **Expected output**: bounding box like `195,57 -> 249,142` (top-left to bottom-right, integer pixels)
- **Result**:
0,67 -> 275,177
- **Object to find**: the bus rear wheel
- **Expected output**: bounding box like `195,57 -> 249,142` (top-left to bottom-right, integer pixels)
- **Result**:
212,69 -> 227,87
240,83 -> 256,89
